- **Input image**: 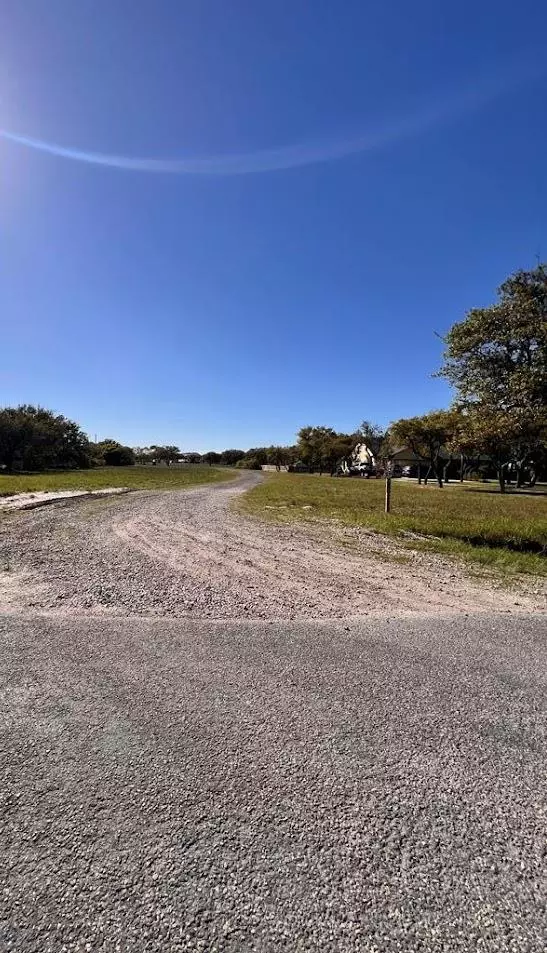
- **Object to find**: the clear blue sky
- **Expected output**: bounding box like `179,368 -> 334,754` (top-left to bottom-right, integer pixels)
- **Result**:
2,1 -> 546,451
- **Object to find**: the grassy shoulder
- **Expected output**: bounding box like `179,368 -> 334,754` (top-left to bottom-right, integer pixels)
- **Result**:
0,465 -> 235,495
240,473 -> 547,576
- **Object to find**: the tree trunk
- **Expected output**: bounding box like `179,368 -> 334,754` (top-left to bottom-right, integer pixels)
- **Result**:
417,465 -> 422,485
433,451 -> 443,488
516,463 -> 524,488
498,467 -> 506,493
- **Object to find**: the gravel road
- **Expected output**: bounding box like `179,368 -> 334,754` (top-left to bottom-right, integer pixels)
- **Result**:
1,472 -> 544,617
1,613 -> 545,952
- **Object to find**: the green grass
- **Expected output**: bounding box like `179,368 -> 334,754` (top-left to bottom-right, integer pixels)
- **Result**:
240,473 -> 547,576
0,465 -> 235,495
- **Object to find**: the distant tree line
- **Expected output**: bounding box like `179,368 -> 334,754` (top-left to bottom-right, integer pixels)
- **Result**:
2,265 -> 545,492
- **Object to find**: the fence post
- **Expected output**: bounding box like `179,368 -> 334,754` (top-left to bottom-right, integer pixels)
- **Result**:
385,463 -> 392,514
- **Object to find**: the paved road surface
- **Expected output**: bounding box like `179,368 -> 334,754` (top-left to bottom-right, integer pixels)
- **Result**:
1,612 -> 545,951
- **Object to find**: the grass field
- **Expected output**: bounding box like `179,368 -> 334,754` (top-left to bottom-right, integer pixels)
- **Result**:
0,465 -> 235,496
241,473 -> 547,575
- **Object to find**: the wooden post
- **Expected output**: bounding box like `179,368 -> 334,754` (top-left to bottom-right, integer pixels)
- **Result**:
385,470 -> 392,513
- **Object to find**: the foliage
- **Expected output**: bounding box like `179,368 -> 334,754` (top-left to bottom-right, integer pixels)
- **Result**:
220,449 -> 245,466
389,410 -> 458,487
0,405 -> 91,472
150,444 -> 180,464
93,439 -> 135,467
235,456 -> 262,470
356,420 -> 387,458
203,451 -> 222,466
104,445 -> 135,467
439,264 -> 547,409
297,426 -> 355,473
439,263 -> 547,490
231,446 -> 298,470
133,447 -> 154,465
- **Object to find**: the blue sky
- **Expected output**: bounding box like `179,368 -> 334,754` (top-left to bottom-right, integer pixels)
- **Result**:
2,1 -> 546,451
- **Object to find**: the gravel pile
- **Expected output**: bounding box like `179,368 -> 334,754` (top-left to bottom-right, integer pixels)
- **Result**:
1,473 -> 544,618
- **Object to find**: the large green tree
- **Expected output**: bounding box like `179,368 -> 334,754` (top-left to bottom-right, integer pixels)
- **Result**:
0,406 -> 91,472
440,264 -> 547,408
297,427 -> 356,474
439,263 -> 547,489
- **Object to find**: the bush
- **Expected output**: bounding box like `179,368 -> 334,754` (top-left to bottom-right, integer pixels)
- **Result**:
236,457 -> 262,470
0,405 -> 92,471
102,445 -> 135,467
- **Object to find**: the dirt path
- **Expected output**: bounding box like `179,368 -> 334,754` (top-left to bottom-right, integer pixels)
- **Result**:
0,472 -> 544,618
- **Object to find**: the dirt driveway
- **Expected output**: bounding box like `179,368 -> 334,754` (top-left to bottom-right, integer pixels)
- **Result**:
1,472 -> 544,618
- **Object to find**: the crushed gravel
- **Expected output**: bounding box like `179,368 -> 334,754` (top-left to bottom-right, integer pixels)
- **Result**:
0,472 -> 544,618
1,612 -> 546,952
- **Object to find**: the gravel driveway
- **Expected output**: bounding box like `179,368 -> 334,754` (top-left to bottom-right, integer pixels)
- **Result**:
1,472 -> 544,617
1,613 -> 545,952
1,477 -> 546,950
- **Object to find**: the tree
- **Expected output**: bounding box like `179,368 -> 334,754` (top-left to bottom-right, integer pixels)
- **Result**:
203,451 -> 221,466
439,264 -> 547,409
356,421 -> 386,459
264,446 -> 296,470
240,448 -> 268,468
133,447 -> 155,465
95,440 -> 135,467
390,410 -> 458,487
297,427 -> 357,474
448,405 -> 545,493
185,452 -> 202,464
220,449 -> 245,467
439,263 -> 547,490
150,445 -> 180,465
297,427 -> 330,473
0,405 -> 91,472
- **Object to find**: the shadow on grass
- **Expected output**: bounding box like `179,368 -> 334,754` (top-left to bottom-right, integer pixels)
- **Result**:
462,487 -> 547,497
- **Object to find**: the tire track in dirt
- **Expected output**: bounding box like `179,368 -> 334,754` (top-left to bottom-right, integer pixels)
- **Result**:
1,471 -> 544,618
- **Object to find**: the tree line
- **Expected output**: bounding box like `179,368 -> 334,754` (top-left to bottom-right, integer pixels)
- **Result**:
1,264 -> 545,492
0,412 -> 139,472
208,264 -> 546,492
